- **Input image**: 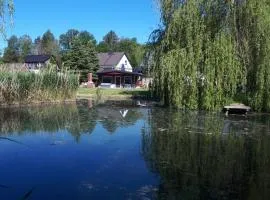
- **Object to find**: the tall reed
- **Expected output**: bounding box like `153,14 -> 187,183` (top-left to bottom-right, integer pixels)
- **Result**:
0,66 -> 79,104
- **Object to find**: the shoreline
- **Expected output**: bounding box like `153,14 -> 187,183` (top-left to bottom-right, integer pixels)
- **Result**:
0,95 -> 151,108
76,88 -> 152,100
0,88 -> 152,108
0,99 -> 77,108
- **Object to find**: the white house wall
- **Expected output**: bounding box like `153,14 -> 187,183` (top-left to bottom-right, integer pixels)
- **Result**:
115,55 -> 132,72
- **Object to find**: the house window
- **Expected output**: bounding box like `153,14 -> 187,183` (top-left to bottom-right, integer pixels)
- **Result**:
121,64 -> 125,71
103,76 -> 113,83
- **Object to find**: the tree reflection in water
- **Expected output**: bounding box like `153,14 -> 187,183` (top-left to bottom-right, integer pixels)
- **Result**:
142,108 -> 270,200
0,99 -> 143,142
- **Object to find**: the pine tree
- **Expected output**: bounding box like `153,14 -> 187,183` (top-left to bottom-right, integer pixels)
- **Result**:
63,39 -> 98,82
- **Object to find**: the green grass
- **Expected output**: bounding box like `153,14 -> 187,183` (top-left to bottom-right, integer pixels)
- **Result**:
77,88 -> 150,99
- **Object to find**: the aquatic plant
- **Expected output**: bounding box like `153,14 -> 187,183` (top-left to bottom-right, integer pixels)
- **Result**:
0,67 -> 79,104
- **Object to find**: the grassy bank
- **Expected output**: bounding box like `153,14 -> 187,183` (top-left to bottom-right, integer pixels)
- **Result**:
0,68 -> 79,105
77,88 -> 151,99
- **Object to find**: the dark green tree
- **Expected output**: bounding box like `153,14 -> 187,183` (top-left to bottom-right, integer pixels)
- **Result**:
60,29 -> 96,51
77,31 -> 96,46
3,35 -> 20,62
18,35 -> 32,61
41,30 -> 59,55
96,41 -> 110,52
63,39 -> 99,82
59,29 -> 79,50
102,30 -> 119,51
40,30 -> 61,66
33,36 -> 42,54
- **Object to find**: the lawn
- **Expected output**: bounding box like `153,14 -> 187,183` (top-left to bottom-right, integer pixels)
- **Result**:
77,88 -> 150,99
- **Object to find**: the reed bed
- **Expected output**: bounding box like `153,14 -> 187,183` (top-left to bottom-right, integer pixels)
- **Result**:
0,67 -> 79,104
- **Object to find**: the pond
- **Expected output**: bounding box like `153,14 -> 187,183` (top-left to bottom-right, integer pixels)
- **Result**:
0,99 -> 270,200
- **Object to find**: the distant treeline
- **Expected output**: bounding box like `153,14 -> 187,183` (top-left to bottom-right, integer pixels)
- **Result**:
1,30 -> 146,81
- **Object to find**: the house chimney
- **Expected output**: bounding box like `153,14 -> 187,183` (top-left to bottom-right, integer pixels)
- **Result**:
87,73 -> 95,88
88,73 -> 93,83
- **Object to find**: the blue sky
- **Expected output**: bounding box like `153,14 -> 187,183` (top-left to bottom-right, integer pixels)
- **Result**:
0,0 -> 160,50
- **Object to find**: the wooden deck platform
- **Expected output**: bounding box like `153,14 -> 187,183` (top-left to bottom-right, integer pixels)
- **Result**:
223,103 -> 251,115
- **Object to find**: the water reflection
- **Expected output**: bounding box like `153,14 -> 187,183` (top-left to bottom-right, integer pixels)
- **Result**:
1,101 -> 270,199
0,99 -> 144,141
142,108 -> 270,200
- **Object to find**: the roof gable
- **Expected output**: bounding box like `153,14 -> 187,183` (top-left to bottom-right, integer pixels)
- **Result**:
25,55 -> 51,63
97,52 -> 125,66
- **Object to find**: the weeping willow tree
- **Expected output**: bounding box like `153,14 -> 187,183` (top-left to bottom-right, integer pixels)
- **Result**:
150,0 -> 270,111
0,0 -> 14,38
234,0 -> 270,111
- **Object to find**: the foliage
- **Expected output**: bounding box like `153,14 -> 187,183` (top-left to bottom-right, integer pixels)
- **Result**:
63,39 -> 99,82
32,36 -> 42,54
2,27 -> 145,75
117,38 -> 145,67
0,66 -> 79,104
102,30 -> 119,51
59,29 -> 96,51
77,31 -> 96,46
40,30 -> 60,56
3,31 -> 60,63
97,31 -> 146,67
150,0 -> 270,111
96,41 -> 110,52
59,29 -> 80,50
2,35 -> 35,63
2,35 -> 20,62
0,0 -> 14,37
19,35 -> 32,60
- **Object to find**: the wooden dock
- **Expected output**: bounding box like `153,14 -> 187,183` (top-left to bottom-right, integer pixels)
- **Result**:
223,103 -> 251,115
